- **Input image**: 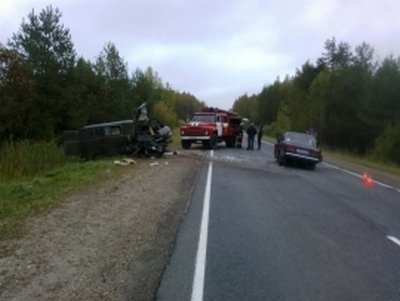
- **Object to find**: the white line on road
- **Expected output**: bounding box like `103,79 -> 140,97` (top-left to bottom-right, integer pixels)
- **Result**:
323,162 -> 400,193
387,236 -> 400,247
191,156 -> 213,301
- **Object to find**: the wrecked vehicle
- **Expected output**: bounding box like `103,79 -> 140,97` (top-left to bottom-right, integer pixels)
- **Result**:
126,103 -> 172,157
63,103 -> 172,159
63,120 -> 133,159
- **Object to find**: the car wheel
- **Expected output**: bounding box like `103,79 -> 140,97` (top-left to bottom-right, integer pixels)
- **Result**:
308,162 -> 316,170
278,151 -> 286,166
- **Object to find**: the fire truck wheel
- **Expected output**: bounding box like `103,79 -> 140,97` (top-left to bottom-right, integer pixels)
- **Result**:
225,136 -> 235,148
181,140 -> 191,149
209,134 -> 217,149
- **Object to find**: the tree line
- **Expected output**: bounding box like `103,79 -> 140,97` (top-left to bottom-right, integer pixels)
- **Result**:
1,6 -> 399,165
0,6 -> 205,143
233,38 -> 400,165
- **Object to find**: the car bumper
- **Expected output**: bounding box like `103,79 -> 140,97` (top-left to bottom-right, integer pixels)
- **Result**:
285,152 -> 321,162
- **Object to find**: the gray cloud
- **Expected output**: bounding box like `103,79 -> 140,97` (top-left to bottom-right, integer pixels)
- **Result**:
1,0 -> 399,109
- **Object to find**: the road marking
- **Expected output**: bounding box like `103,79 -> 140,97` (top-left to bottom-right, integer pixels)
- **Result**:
191,157 -> 213,301
387,236 -> 400,247
323,162 -> 400,193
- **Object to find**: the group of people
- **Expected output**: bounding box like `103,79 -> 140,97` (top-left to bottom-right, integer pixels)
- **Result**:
245,123 -> 263,150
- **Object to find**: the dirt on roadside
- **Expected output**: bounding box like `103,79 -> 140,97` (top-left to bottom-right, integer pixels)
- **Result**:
0,151 -> 203,301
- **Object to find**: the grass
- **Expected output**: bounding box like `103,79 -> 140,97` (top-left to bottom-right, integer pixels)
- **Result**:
0,159 -> 122,241
0,140 -> 66,182
0,131 -> 184,242
0,141 -> 124,241
322,148 -> 400,176
168,127 -> 183,150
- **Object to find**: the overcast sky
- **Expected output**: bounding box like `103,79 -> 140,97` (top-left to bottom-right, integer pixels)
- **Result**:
1,0 -> 399,109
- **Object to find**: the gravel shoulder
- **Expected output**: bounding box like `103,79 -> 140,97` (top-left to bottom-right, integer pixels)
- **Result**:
0,151 -> 203,301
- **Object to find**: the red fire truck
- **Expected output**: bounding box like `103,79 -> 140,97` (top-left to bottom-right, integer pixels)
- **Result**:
180,107 -> 242,149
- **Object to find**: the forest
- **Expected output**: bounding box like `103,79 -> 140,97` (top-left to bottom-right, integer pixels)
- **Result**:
233,38 -> 400,165
1,6 -> 399,166
0,6 -> 204,144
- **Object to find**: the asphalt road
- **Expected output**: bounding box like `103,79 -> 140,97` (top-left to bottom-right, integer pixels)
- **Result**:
156,141 -> 400,301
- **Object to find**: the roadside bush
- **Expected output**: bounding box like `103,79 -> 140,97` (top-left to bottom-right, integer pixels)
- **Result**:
153,101 -> 180,128
264,122 -> 281,139
0,140 -> 66,182
372,121 -> 400,165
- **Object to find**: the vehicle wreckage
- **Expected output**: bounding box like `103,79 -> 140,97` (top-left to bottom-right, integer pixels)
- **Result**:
63,102 -> 172,160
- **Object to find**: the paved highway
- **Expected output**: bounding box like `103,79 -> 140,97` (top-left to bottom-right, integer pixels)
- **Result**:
156,141 -> 400,301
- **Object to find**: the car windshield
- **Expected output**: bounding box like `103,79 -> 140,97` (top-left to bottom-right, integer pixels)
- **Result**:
192,114 -> 216,122
285,132 -> 316,147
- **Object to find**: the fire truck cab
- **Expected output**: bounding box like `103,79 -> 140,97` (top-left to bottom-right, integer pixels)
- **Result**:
180,107 -> 242,149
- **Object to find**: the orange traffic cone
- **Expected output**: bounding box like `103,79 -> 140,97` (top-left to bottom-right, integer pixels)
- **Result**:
362,171 -> 374,188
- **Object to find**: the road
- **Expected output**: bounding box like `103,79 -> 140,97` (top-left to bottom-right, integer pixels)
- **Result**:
156,141 -> 400,301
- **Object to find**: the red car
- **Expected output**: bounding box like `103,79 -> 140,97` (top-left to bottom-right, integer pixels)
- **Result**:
274,131 -> 322,170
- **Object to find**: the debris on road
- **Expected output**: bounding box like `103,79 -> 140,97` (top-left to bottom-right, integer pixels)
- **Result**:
114,158 -> 137,166
164,151 -> 179,156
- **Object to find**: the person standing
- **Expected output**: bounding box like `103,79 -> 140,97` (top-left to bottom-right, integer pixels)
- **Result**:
257,124 -> 264,150
246,123 -> 257,150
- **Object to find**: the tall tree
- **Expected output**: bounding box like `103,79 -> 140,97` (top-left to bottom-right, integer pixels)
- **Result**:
9,6 -> 75,76
64,57 -> 100,128
319,37 -> 353,71
308,71 -> 330,144
257,78 -> 283,125
131,67 -> 163,113
232,93 -> 259,123
286,62 -> 325,132
363,56 -> 400,141
312,39 -> 373,152
93,42 -> 132,121
353,42 -> 376,72
161,88 -> 204,122
0,45 -> 36,142
8,6 -> 76,138
94,42 -> 128,82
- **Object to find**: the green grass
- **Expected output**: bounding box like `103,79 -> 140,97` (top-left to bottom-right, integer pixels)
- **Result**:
0,140 -> 66,182
0,157 -> 121,241
322,148 -> 400,176
169,127 -> 183,150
